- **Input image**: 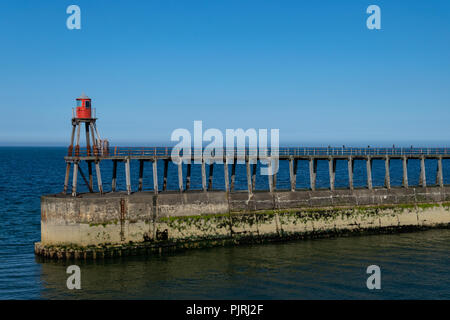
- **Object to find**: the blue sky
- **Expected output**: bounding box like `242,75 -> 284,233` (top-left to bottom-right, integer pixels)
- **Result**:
0,0 -> 449,146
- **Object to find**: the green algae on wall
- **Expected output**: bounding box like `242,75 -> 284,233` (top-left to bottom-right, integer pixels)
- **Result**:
155,203 -> 448,242
38,187 -> 450,260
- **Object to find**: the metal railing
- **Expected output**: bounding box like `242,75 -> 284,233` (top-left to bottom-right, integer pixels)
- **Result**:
67,147 -> 450,158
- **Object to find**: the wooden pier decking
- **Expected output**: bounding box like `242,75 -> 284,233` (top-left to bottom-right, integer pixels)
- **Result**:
64,147 -> 450,196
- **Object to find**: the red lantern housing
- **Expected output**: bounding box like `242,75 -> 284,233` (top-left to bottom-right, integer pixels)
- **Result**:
75,93 -> 92,119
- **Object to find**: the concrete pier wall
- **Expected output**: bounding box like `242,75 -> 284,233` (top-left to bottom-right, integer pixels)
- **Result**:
36,187 -> 450,259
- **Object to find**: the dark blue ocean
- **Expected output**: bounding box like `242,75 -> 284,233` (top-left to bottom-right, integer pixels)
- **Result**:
1,147 -> 450,299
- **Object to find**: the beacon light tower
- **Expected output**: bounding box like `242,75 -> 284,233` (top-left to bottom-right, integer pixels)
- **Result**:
64,93 -> 104,196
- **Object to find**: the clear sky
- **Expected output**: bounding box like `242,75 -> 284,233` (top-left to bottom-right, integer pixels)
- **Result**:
0,0 -> 449,146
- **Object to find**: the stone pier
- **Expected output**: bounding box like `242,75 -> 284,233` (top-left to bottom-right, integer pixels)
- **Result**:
36,147 -> 450,259
36,186 -> 450,259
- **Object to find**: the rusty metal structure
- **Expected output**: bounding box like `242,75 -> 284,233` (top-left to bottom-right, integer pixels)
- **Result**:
64,94 -> 103,196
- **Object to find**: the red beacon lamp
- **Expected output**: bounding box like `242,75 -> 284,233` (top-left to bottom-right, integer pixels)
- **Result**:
75,93 -> 93,119
66,93 -> 108,195
68,93 -> 103,159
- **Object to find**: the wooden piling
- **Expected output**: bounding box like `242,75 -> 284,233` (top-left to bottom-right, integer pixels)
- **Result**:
63,145 -> 450,195
402,157 -> 409,188
112,160 -> 117,192
289,157 -> 297,192
224,157 -> 230,192
89,123 -> 98,155
329,157 -> 336,191
348,156 -> 354,190
268,159 -> 274,193
72,162 -> 78,197
87,161 -> 93,191
420,157 -> 426,187
95,161 -> 103,194
85,123 -> 91,156
201,158 -> 207,192
385,156 -> 391,189
178,162 -> 183,192
63,162 -> 71,194
366,157 -> 373,189
208,162 -> 214,191
437,157 -> 444,187
78,165 -> 92,192
186,163 -> 191,190
231,160 -> 236,192
246,158 -> 252,194
138,160 -> 144,191
125,158 -> 131,195
163,159 -> 168,191
153,159 -> 158,194
309,158 -> 317,191
75,123 -> 81,156
273,165 -> 277,191
251,162 -> 257,190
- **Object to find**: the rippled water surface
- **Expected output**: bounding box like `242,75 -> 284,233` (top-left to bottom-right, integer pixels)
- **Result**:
1,147 -> 450,299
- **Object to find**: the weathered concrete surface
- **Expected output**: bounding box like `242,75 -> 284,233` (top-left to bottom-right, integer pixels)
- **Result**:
36,187 -> 450,259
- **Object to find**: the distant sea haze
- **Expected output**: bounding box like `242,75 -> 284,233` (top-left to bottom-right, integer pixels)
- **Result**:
3,140 -> 450,148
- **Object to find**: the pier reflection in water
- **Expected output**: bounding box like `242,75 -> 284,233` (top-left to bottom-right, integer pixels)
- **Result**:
38,228 -> 450,300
